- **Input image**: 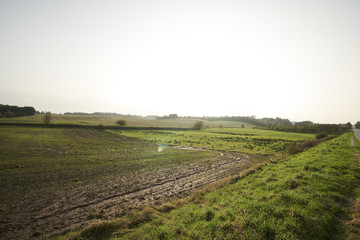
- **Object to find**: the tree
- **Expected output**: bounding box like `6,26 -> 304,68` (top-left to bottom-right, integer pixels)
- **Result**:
193,121 -> 204,130
116,119 -> 127,126
4,111 -> 15,118
157,114 -> 179,119
22,106 -> 36,116
294,121 -> 313,126
168,114 -> 179,119
43,112 -> 52,124
0,104 -> 36,117
345,122 -> 352,129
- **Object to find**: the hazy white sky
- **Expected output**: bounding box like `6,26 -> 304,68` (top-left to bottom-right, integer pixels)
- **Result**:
1,0 -> 359,123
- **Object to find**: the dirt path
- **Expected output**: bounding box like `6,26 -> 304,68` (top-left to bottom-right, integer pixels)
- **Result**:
1,150 -> 255,239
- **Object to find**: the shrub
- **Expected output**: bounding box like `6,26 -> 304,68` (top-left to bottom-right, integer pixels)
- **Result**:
316,133 -> 328,139
286,142 -> 304,155
43,112 -> 51,124
286,139 -> 321,155
193,121 -> 204,130
116,119 -> 127,126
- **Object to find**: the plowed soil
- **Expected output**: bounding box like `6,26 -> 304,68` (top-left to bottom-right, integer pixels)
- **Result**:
1,149 -> 255,239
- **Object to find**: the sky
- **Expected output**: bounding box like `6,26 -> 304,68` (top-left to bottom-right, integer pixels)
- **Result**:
0,0 -> 359,124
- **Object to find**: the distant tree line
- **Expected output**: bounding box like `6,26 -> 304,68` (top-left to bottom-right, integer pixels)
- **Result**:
255,123 -> 352,134
203,116 -> 352,134
157,114 -> 179,120
0,104 -> 36,118
203,116 -> 292,127
59,112 -> 358,133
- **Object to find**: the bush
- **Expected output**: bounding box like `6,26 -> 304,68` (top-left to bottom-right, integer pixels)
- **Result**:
43,112 -> 51,124
286,143 -> 300,155
286,139 -> 321,155
116,119 -> 127,126
193,121 -> 204,130
316,133 -> 328,139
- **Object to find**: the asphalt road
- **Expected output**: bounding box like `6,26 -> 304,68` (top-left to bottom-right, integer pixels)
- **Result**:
352,126 -> 360,140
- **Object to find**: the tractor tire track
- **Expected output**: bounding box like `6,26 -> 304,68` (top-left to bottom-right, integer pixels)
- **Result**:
1,151 -> 255,240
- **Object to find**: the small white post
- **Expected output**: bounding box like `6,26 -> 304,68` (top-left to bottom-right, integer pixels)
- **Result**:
351,137 -> 354,147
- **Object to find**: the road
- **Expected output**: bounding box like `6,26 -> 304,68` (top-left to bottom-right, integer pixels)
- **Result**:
352,126 -> 360,140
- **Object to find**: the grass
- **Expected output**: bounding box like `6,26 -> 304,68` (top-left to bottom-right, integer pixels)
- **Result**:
0,114 -> 254,128
0,126 -> 216,205
345,132 -> 360,239
109,128 -> 315,155
64,131 -> 360,240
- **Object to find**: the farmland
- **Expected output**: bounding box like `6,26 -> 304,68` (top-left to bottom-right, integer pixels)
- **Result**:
2,123 -> 299,239
1,118 -> 357,240
0,122 -> 314,239
0,126 -> 216,239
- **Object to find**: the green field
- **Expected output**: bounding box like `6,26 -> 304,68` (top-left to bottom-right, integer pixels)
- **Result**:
110,128 -> 315,155
68,132 -> 360,240
0,114 -> 254,128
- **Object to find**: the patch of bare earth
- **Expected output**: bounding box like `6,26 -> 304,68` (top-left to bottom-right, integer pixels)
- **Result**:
0,151 -> 256,240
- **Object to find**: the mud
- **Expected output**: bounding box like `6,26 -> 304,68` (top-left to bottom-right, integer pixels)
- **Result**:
0,150 -> 254,239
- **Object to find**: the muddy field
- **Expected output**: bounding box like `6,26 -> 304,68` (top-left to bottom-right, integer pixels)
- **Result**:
1,149 -> 257,239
